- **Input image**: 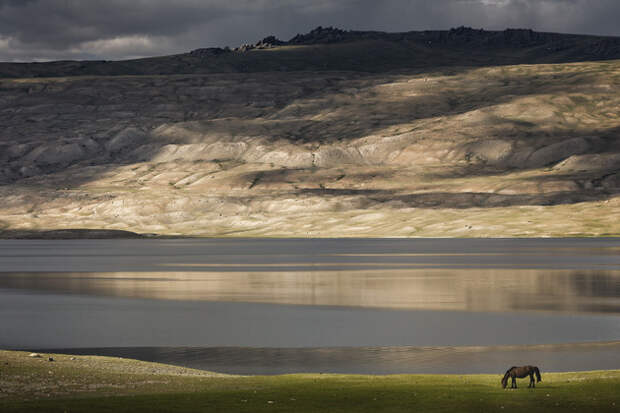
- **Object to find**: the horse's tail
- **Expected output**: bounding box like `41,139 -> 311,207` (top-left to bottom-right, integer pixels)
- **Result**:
534,366 -> 541,382
501,368 -> 513,388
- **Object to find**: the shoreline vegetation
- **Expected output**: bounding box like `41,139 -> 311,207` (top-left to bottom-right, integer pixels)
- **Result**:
1,350 -> 619,412
1,228 -> 620,239
0,229 -> 155,239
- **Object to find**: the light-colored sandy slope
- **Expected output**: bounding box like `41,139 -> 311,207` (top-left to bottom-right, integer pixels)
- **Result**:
1,61 -> 619,237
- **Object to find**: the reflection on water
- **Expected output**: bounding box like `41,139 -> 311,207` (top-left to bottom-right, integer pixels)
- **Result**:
3,288 -> 619,349
1,269 -> 619,313
41,342 -> 620,375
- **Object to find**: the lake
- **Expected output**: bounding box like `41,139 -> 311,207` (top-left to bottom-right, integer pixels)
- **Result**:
1,238 -> 619,374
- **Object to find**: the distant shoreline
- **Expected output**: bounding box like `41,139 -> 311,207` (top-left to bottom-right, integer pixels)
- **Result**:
0,229 -> 153,239
1,228 -> 619,239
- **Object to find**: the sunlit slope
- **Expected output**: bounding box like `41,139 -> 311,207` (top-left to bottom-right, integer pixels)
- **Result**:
1,59 -> 619,237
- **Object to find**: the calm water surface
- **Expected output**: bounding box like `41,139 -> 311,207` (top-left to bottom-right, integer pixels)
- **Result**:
1,238 -> 619,374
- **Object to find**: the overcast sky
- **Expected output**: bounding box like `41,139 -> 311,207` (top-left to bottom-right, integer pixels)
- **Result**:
1,0 -> 619,62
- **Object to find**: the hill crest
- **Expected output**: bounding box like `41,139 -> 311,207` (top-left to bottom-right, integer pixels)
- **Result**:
2,26 -> 620,78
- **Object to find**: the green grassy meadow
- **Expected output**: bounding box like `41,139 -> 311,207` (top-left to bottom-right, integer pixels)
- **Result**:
1,351 -> 619,413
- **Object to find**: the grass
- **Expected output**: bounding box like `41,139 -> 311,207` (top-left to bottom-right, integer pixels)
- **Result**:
1,351 -> 619,412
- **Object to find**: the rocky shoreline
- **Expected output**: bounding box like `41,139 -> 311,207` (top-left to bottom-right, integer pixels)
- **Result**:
0,229 -> 152,239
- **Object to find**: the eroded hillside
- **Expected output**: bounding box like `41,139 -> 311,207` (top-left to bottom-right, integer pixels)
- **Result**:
1,53 -> 620,236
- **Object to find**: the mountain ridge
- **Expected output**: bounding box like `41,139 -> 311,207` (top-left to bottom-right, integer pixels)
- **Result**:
2,26 -> 620,78
1,27 -> 619,237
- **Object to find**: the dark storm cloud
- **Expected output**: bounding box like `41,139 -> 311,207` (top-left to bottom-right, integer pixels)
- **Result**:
0,0 -> 232,59
1,0 -> 619,62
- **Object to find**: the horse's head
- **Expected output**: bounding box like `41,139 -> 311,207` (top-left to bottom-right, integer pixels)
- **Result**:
501,377 -> 508,388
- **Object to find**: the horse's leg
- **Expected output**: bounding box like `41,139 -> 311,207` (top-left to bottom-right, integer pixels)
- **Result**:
531,373 -> 535,388
512,376 -> 517,388
528,373 -> 533,388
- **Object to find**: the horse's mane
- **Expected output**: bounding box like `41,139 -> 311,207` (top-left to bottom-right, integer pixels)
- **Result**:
501,366 -> 516,386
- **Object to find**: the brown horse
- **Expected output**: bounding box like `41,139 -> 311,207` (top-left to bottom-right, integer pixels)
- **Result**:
501,366 -> 541,388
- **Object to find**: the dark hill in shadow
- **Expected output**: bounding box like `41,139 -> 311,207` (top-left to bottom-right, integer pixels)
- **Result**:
2,27 -> 620,78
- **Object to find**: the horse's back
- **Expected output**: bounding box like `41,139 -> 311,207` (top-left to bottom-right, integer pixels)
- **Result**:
513,366 -> 533,378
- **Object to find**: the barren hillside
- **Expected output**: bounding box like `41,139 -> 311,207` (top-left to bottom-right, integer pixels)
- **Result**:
1,28 -> 619,237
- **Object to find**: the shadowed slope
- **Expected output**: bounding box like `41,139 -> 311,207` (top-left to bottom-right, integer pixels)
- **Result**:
0,30 -> 619,237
